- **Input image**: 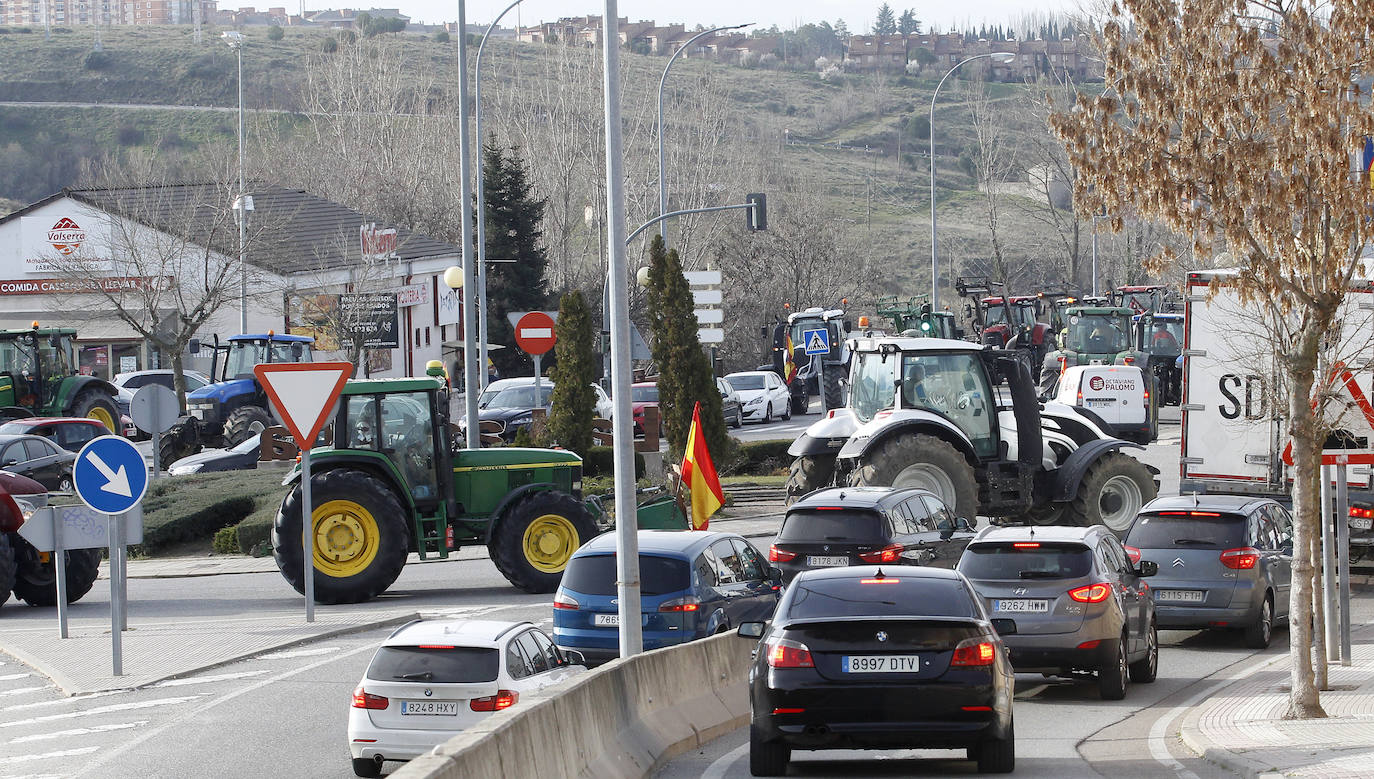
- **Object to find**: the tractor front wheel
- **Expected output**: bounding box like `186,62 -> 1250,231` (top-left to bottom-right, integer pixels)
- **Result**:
10,536 -> 101,607
849,433 -> 978,521
70,390 -> 120,434
490,490 -> 596,593
158,418 -> 201,467
224,406 -> 273,447
786,455 -> 835,505
273,468 -> 410,604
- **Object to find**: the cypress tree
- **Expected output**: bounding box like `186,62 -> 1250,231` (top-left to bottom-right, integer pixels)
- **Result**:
547,289 -> 596,457
482,140 -> 551,378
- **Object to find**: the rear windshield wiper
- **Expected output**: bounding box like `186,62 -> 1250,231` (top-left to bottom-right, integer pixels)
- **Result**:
1018,571 -> 1063,579
397,671 -> 433,681
1171,538 -> 1217,546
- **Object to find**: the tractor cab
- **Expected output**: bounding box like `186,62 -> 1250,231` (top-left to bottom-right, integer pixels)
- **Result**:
979,296 -> 1041,347
215,333 -> 314,381
331,377 -> 451,515
0,327 -> 75,411
1113,285 -> 1174,316
1058,308 -> 1134,360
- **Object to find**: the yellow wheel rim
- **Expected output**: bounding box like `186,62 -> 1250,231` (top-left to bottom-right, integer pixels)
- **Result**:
522,513 -> 579,574
88,406 -> 116,432
312,499 -> 381,578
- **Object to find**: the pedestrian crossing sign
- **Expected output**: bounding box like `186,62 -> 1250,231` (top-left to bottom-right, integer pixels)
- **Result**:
803,327 -> 830,355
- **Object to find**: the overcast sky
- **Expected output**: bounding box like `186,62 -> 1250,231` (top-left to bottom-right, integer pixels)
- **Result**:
367,1 -> 1085,33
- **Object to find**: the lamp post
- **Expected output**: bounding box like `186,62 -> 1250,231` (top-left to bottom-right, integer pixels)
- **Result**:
443,265 -> 465,392
455,0 -> 480,450
474,0 -> 524,394
929,51 -> 1015,308
223,31 -> 248,333
656,22 -> 751,244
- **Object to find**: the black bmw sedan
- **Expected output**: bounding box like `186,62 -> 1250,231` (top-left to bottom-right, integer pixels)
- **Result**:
738,565 -> 1015,776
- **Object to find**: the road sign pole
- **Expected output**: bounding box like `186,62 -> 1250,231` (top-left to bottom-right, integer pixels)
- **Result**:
53,508 -> 68,639
152,430 -> 160,480
1322,464 -> 1338,661
302,446 -> 314,623
118,512 -> 128,632
108,511 -> 123,676
1337,464 -> 1352,665
534,354 -> 542,419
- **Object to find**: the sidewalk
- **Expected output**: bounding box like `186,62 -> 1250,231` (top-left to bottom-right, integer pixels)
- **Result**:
1181,627 -> 1374,778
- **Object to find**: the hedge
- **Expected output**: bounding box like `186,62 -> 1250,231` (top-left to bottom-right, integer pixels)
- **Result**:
724,439 -> 792,476
582,446 -> 646,479
137,471 -> 280,554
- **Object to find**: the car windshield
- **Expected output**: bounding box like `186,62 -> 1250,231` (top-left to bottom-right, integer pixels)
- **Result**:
1065,313 -> 1132,354
727,375 -> 764,391
365,646 -> 499,683
958,543 -> 1094,579
560,553 -> 690,596
224,340 -> 311,377
479,386 -> 552,409
778,510 -> 887,543
1125,513 -> 1247,549
783,576 -> 977,620
632,386 -> 659,402
983,304 -> 1007,327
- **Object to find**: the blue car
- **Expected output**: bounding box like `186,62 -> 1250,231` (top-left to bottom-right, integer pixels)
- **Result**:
552,530 -> 781,664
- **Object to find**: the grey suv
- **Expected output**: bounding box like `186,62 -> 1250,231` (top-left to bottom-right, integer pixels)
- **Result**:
957,525 -> 1158,700
1123,495 -> 1292,648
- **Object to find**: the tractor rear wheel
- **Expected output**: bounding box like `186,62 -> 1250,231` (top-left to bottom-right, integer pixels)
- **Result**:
820,363 -> 845,411
849,433 -> 978,521
70,389 -> 119,434
224,405 -> 273,447
490,490 -> 596,593
0,532 -> 16,607
789,383 -> 809,416
159,418 -> 201,467
10,536 -> 101,607
786,455 -> 835,505
274,468 -> 410,604
1064,453 -> 1157,535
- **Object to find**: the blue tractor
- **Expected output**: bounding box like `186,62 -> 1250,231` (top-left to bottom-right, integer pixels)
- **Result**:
159,333 -> 314,465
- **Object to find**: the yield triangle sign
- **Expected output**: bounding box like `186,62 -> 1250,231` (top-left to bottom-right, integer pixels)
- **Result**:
1282,362 -> 1374,466
253,362 -> 354,450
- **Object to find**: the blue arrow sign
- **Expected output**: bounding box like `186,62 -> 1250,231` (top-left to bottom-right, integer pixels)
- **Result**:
802,327 -> 830,356
73,435 -> 148,515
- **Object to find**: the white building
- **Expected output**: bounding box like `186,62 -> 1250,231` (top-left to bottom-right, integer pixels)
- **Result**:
0,184 -> 465,382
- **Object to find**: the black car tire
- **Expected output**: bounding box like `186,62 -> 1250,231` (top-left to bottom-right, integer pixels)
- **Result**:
821,362 -> 845,411
0,532 -> 16,607
1129,619 -> 1159,683
11,537 -> 101,607
730,406 -> 743,429
781,399 -> 792,421
786,454 -> 836,505
351,757 -> 381,777
763,403 -> 772,424
223,405 -> 273,448
976,718 -> 1015,773
1098,635 -> 1129,700
489,490 -> 596,594
749,723 -> 790,777
849,433 -> 978,521
1244,594 -> 1273,649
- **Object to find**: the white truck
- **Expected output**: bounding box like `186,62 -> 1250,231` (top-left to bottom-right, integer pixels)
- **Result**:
1180,270 -> 1374,556
1054,364 -> 1157,444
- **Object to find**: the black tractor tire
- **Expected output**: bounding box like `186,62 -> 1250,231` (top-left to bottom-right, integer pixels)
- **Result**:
159,418 -> 202,467
786,455 -> 836,505
749,723 -> 790,777
1038,358 -> 1063,398
1063,452 -> 1157,536
1098,635 -> 1130,700
223,405 -> 273,447
273,468 -> 410,605
821,363 -> 845,411
849,433 -> 978,521
1244,594 -> 1274,649
1130,619 -> 1159,683
11,535 -> 101,607
789,383 -> 810,416
69,389 -> 120,434
0,532 -> 16,607
976,718 -> 1015,773
489,490 -> 597,594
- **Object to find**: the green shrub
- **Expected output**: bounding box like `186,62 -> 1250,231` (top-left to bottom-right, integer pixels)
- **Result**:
267,25 -> 284,41
322,36 -> 339,53
434,31 -> 450,43
83,50 -> 112,70
232,499 -> 280,556
724,439 -> 792,476
138,471 -> 282,553
212,525 -> 239,554
582,446 -> 646,479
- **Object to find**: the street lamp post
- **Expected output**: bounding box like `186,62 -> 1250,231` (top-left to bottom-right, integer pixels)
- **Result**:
656,22 -> 751,244
456,0 -> 480,449
929,51 -> 1015,308
223,31 -> 248,333
474,0 -> 524,394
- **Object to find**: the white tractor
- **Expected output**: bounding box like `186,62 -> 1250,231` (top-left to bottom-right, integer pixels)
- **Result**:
787,335 -> 1158,534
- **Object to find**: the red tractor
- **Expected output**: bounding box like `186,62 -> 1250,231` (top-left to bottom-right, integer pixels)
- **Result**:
0,472 -> 102,609
956,277 -> 1054,381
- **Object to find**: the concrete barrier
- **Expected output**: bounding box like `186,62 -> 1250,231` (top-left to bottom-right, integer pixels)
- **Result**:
393,632 -> 753,779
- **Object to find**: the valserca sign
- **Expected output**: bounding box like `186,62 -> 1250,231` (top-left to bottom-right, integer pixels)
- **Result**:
0,277 -> 168,295
46,217 -> 86,256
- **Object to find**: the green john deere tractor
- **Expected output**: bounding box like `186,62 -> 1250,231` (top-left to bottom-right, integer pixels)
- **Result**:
273,367 -> 686,604
1037,301 -> 1137,395
0,326 -> 120,430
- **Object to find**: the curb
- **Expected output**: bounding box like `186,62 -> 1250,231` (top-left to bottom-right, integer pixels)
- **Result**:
1178,701 -> 1285,779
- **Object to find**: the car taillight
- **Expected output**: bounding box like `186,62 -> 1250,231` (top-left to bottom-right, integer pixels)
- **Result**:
1351,506 -> 1374,519
1124,545 -> 1141,564
1123,356 -> 1136,365
858,543 -> 903,563
351,686 -> 389,710
1220,547 -> 1260,570
1068,583 -> 1113,603
950,637 -> 997,667
765,638 -> 814,668
768,545 -> 797,562
470,690 -> 519,712
658,595 -> 700,612
553,593 -> 579,610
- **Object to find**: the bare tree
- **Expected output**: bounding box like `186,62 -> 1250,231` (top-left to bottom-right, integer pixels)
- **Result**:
964,82 -> 1019,289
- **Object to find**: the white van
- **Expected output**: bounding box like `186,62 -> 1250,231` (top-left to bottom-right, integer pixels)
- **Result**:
1054,364 -> 1156,443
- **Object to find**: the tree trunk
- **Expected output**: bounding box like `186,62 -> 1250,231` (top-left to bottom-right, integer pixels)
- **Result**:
170,347 -> 188,414
1285,340 -> 1327,719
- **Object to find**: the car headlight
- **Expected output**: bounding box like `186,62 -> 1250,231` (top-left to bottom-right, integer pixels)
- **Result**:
171,463 -> 204,475
509,413 -> 532,425
12,497 -> 36,520
748,397 -> 764,405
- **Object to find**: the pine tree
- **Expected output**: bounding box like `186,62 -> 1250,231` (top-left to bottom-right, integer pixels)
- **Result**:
834,18 -> 850,41
898,9 -> 920,35
482,140 -> 551,378
547,289 -> 595,457
644,236 -> 729,460
874,3 -> 897,36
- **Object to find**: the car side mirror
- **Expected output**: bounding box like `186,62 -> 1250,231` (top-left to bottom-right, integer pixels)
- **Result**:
768,566 -> 783,589
562,649 -> 586,666
737,621 -> 766,639
1136,560 -> 1159,577
957,517 -> 974,531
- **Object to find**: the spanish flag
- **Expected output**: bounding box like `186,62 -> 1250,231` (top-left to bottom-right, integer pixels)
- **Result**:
681,401 -> 725,530
783,332 -> 797,383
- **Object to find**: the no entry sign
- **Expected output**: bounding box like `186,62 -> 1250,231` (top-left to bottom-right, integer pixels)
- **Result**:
515,311 -> 557,355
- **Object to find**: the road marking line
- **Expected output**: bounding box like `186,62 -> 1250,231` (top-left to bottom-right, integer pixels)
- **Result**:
0,686 -> 54,697
75,642 -> 381,777
702,742 -> 749,779
0,672 -> 31,681
3,691 -> 121,712
151,671 -> 268,687
9,746 -> 101,764
257,646 -> 341,660
10,721 -> 147,744
0,695 -> 201,729
1146,653 -> 1286,776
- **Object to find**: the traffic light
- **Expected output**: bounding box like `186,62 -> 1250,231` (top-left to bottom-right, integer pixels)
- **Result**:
746,193 -> 767,231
